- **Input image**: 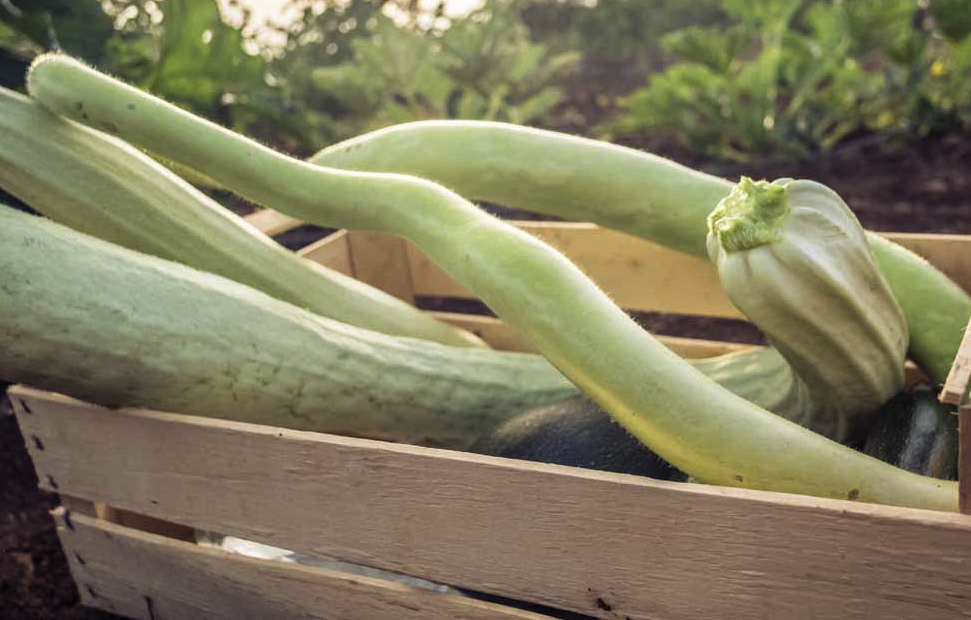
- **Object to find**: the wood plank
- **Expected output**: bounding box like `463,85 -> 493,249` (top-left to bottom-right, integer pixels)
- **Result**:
941,317 -> 971,405
406,223 -> 743,318
15,386 -> 971,620
884,232 -> 971,294
240,214 -> 971,311
962,405 -> 971,515
242,209 -> 301,238
52,509 -> 549,620
346,231 -> 416,302
59,495 -> 98,518
297,230 -> 354,276
428,311 -> 755,358
427,312 -> 928,385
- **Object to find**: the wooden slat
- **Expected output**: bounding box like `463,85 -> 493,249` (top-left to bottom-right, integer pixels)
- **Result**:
427,312 -> 928,386
428,311 -> 755,358
242,209 -> 301,238
962,406 -> 970,515
15,387 -> 971,620
60,495 -> 98,518
244,212 -> 970,318
242,211 -> 971,295
296,229 -> 354,276
53,509 -> 548,620
884,232 -> 971,294
346,231 -> 416,302
406,222 -> 743,318
941,317 -> 971,405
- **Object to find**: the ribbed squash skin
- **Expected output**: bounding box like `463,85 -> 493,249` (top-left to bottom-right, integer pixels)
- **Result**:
0,87 -> 483,348
708,179 -> 908,441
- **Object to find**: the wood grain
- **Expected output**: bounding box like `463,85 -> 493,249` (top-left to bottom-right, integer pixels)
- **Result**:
345,231 -> 416,302
428,311 -> 755,357
241,211 -> 971,298
15,387 -> 971,620
962,406 -> 970,515
242,209 -> 301,238
297,230 -> 354,277
53,509 -> 549,620
405,222 -> 743,318
941,317 -> 971,405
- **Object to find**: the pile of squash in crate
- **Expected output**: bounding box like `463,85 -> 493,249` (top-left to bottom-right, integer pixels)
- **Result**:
1,53 -> 969,513
4,50 -> 971,620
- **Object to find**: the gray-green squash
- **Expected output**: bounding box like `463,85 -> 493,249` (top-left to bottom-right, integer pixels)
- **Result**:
707,178 -> 908,441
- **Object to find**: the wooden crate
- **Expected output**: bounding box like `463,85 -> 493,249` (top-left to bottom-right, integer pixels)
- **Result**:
10,212 -> 971,620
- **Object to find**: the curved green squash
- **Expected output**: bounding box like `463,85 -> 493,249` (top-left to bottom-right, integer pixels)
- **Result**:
707,178 -> 908,441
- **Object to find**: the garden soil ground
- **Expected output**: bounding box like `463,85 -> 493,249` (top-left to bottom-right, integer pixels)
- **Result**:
2,125 -> 970,618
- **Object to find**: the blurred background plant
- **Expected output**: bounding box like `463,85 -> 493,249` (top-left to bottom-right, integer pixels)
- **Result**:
1,0 -> 969,162
605,0 -> 971,161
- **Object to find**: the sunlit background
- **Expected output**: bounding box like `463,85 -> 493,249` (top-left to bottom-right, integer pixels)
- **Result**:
223,0 -> 487,47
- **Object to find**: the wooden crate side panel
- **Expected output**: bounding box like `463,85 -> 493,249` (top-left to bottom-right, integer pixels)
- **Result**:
427,312 -> 929,385
242,208 -> 971,317
53,510 -> 549,620
14,388 -> 971,620
963,406 -> 971,514
345,231 -> 416,302
243,209 -> 300,238
296,230 -> 354,277
244,209 -> 971,297
428,311 -> 756,358
405,223 -> 743,318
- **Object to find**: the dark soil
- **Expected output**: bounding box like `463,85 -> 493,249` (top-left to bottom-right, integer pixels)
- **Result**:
0,391 -> 125,620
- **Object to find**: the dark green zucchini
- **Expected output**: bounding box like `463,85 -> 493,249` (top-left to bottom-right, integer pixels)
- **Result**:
863,385 -> 959,480
470,396 -> 684,481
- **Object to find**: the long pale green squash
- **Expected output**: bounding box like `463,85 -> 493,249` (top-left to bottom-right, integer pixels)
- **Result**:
0,86 -> 484,349
27,55 -> 958,510
307,121 -> 971,385
708,178 -> 908,442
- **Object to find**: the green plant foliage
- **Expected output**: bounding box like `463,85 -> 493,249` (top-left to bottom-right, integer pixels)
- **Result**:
928,0 -> 971,43
523,0 -> 724,61
304,1 -> 578,139
607,0 -> 971,161
0,0 -> 290,143
0,0 -> 113,64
